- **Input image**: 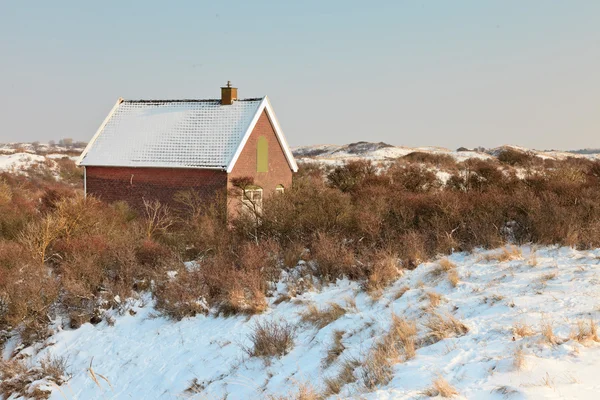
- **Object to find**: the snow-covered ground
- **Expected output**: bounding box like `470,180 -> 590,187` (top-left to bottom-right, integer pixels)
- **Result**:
0,153 -> 52,174
15,246 -> 600,399
293,143 -> 600,166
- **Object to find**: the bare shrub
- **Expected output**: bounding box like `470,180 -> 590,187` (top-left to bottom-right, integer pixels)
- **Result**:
327,160 -> 377,193
424,313 -> 469,345
142,199 -> 173,239
422,377 -> 458,398
300,303 -> 347,329
246,319 -> 296,359
282,241 -> 305,268
389,164 -> 441,192
363,250 -> 401,293
401,152 -> 457,169
154,269 -> 209,320
497,148 -> 537,166
311,233 -> 358,281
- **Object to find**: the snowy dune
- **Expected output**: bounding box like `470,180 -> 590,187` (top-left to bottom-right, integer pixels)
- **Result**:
17,246 -> 600,399
0,153 -> 50,173
292,143 -> 600,166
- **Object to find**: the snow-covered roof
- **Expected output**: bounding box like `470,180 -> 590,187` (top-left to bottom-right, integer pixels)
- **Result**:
77,96 -> 298,172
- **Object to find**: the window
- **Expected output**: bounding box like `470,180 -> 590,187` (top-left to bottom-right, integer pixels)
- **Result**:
241,186 -> 263,213
257,136 -> 268,172
276,184 -> 285,194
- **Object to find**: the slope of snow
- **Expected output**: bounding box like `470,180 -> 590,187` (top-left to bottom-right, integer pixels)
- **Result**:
16,246 -> 600,399
293,143 -> 600,165
0,153 -> 53,173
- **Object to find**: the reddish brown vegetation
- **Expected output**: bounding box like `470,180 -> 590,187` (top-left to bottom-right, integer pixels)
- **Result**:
0,155 -> 600,349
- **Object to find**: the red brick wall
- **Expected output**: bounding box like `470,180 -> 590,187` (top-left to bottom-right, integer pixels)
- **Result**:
228,110 -> 293,214
86,166 -> 227,213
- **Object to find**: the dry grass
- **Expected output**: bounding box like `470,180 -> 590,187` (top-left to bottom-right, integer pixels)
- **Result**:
439,258 -> 457,272
431,258 -> 459,287
282,241 -> 306,269
570,319 -> 600,343
268,381 -> 323,400
0,355 -> 68,399
513,346 -> 525,370
425,291 -> 442,309
540,319 -> 558,345
245,319 -> 296,359
393,286 -> 410,300
424,313 -> 469,345
481,246 -> 522,262
323,358 -> 360,396
300,303 -> 347,329
322,330 -> 346,367
422,377 -> 459,398
360,314 -> 418,389
528,249 -> 538,266
447,269 -> 459,287
364,250 -> 401,293
513,321 -> 535,338
539,272 -> 558,283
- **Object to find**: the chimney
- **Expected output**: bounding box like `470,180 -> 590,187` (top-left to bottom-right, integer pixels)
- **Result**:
221,81 -> 237,105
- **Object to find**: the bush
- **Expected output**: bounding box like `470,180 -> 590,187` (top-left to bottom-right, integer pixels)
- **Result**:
154,269 -> 209,320
497,148 -> 538,166
311,233 -> 358,281
245,319 -> 296,358
401,152 -> 457,168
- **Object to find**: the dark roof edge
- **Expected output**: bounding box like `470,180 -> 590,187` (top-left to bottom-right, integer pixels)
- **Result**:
122,97 -> 264,103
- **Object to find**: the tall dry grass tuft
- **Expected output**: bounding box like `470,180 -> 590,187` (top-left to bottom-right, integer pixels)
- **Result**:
513,346 -> 525,370
363,250 -> 401,293
245,319 -> 296,359
481,246 -> 522,262
422,377 -> 458,398
571,319 -> 600,343
360,314 -> 418,389
300,303 -> 347,329
541,319 -> 558,345
513,321 -> 535,338
424,313 -> 469,345
323,358 -> 360,396
268,381 -> 323,400
323,330 -> 346,367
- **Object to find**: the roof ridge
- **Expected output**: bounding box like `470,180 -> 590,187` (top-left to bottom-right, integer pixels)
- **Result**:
122,97 -> 264,103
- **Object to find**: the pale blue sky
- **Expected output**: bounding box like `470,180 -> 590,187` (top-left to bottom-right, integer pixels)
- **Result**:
0,1 -> 598,149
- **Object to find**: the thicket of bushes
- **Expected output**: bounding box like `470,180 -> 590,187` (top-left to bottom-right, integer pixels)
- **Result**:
0,154 -> 600,348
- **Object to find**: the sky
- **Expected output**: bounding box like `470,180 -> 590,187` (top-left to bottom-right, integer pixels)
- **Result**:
0,1 -> 598,150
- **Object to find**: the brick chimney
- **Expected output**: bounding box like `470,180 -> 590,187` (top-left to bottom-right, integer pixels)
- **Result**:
221,81 -> 237,105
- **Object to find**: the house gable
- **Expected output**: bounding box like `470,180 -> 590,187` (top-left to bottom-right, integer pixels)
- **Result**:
228,109 -> 293,196
226,96 -> 298,173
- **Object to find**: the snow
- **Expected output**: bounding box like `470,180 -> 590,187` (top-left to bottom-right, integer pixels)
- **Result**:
293,143 -> 600,165
0,153 -> 52,173
14,246 -> 600,399
78,98 -> 264,170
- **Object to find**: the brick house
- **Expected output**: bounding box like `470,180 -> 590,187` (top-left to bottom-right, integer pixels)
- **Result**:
76,83 -> 298,216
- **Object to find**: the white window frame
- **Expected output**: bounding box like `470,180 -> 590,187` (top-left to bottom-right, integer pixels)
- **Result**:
241,187 -> 263,214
